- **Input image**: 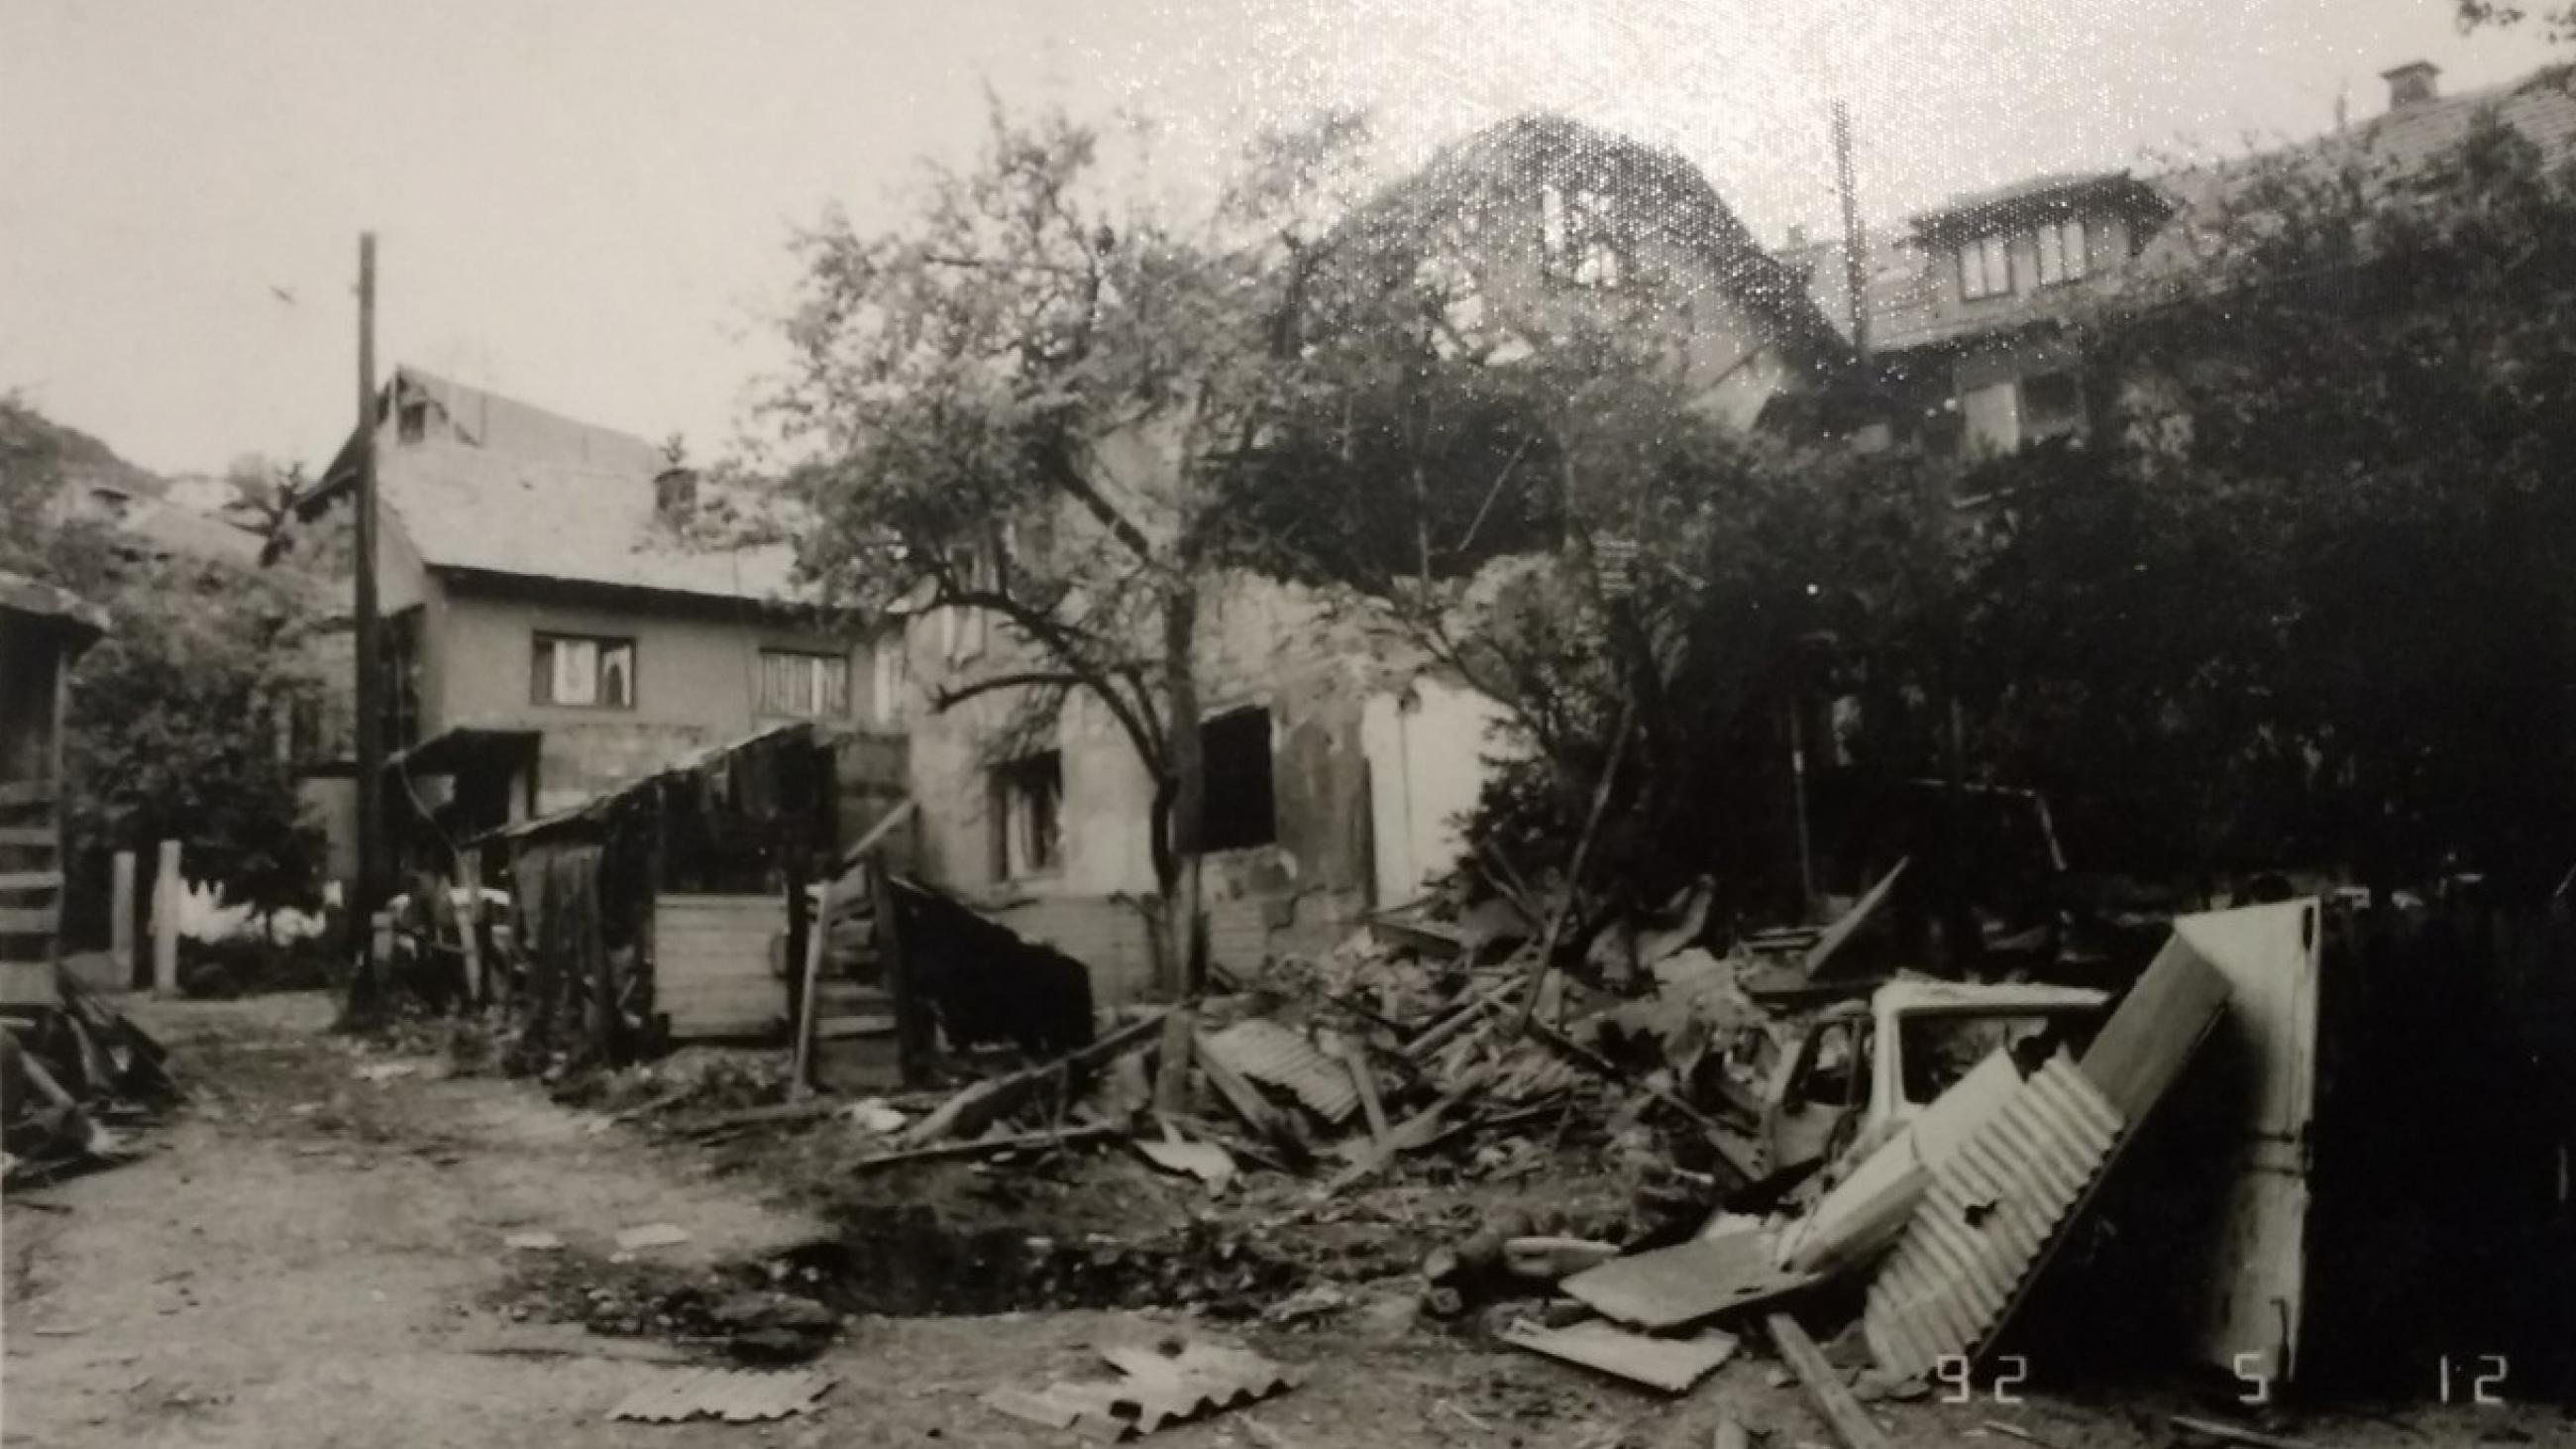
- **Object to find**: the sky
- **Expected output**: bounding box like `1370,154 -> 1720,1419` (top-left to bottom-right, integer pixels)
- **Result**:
0,0 -> 2561,479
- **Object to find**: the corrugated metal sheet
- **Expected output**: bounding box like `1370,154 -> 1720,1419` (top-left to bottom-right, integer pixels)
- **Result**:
983,1342 -> 1297,1440
1201,1019 -> 1358,1122
1863,1056 -> 2123,1381
607,1367 -> 832,1422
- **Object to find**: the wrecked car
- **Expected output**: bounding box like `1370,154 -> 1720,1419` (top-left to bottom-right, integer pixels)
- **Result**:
1762,978 -> 2110,1174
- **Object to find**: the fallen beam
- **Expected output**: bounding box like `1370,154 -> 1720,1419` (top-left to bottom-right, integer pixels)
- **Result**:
2169,1415 -> 2324,1449
899,1011 -> 1168,1149
1766,1312 -> 1893,1449
854,1122 -> 1122,1173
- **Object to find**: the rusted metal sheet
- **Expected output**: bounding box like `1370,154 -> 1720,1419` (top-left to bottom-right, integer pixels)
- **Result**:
1864,1055 -> 2123,1381
1500,1319 -> 1738,1393
982,1341 -> 1297,1440
1202,1019 -> 1358,1122
606,1367 -> 832,1423
1561,1223 -> 1819,1329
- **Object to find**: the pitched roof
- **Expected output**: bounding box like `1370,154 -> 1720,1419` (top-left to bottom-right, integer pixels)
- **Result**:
310,367 -> 802,604
1354,112 -> 1855,375
1803,63 -> 2576,355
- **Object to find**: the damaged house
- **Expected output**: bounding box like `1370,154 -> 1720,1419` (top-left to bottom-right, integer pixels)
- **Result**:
897,114 -> 1856,1001
293,368 -> 902,869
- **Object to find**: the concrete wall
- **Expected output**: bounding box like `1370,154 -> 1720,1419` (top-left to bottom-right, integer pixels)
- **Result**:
905,571 -> 1501,990
1363,674 -> 1516,907
430,581 -> 870,816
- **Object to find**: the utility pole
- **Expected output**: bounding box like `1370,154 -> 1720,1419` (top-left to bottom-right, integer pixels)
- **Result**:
353,233 -> 383,978
1832,101 -> 1870,360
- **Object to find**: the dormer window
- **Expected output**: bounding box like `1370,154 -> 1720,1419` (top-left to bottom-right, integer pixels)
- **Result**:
1959,234 -> 2011,300
2034,218 -> 2090,286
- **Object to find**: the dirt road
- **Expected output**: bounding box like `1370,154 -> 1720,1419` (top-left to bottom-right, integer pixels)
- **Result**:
6,993 -> 2557,1449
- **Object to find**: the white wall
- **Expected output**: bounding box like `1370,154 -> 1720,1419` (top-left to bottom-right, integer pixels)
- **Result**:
1363,675 -> 1514,907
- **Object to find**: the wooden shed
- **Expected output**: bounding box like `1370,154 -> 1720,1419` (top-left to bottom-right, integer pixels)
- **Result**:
0,572 -> 108,1007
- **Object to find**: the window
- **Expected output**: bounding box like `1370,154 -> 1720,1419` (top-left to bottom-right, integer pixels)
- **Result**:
531,634 -> 635,708
758,648 -> 849,719
1539,183 -> 1624,289
396,399 -> 429,444
1199,706 -> 1277,851
1958,234 -> 2011,300
2020,370 -> 2086,438
2034,218 -> 2089,286
991,751 -> 1063,879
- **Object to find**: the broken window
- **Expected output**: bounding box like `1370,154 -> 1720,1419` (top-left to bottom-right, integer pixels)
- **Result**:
1199,706 -> 1277,852
1895,1012 -> 2099,1105
991,751 -> 1064,879
532,633 -> 635,709
2020,370 -> 2086,439
397,398 -> 430,444
1958,234 -> 2012,299
758,648 -> 849,719
1539,183 -> 1625,289
2034,217 -> 2090,286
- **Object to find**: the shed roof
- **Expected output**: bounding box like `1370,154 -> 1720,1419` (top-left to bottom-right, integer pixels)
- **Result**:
0,569 -> 110,641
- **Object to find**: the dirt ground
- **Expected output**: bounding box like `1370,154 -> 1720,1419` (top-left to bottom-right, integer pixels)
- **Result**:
4,993 -> 2566,1449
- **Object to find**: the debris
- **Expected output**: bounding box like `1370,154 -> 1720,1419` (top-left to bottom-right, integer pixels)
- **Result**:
844,1098 -> 909,1135
1775,1049 -> 2023,1276
1133,1122 -> 1236,1188
982,1340 -> 1298,1440
353,1061 -> 422,1083
1800,859 -> 1907,977
1766,1311 -> 1893,1449
854,1121 -> 1122,1172
898,1010 -> 1168,1148
1340,1039 -> 1391,1150
613,1223 -> 693,1252
504,1231 -> 566,1252
1562,1222 -> 1818,1330
1261,1284 -> 1348,1325
1499,1236 -> 1621,1283
1712,1414 -> 1752,1449
1201,1019 -> 1359,1122
2168,1414 -> 2325,1449
605,1367 -> 834,1423
1981,1419 -> 2068,1448
1499,1318 -> 1738,1394
1863,1056 -> 2122,1381
29,1322 -> 93,1337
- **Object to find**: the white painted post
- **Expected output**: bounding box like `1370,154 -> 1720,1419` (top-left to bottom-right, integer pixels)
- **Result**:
110,849 -> 136,989
153,839 -> 180,994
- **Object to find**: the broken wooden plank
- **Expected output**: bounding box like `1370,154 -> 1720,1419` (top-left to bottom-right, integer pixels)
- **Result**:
1500,1319 -> 1737,1394
1767,1311 -> 1893,1449
898,1010 -> 1167,1148
1341,1041 -> 1390,1152
0,870 -> 62,895
1524,1016 -> 1758,1183
0,904 -> 60,936
1191,1028 -> 1297,1139
2169,1414 -> 2325,1449
1800,858 -> 1907,976
855,1122 -> 1120,1173
1511,695 -> 1635,1037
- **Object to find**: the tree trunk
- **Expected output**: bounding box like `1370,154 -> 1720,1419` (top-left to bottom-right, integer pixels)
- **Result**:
1151,578 -> 1208,1113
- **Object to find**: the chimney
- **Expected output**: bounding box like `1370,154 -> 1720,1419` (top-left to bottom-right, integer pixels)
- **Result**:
2382,60 -> 2440,112
653,466 -> 698,524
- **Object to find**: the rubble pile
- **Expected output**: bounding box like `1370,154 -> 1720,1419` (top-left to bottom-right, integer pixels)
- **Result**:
0,962 -> 180,1184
